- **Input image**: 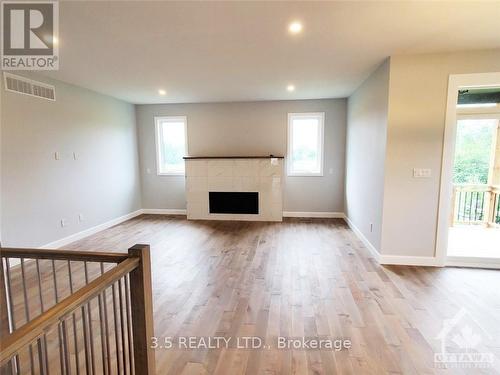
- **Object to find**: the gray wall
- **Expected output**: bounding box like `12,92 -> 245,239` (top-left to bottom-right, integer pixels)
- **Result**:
1,74 -> 142,247
345,60 -> 390,252
136,99 -> 346,212
381,49 -> 500,257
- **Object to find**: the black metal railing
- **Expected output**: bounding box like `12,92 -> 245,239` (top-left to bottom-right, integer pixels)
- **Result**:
452,184 -> 500,226
493,189 -> 500,225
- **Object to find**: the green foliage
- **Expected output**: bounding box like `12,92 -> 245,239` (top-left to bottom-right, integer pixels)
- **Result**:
453,120 -> 495,184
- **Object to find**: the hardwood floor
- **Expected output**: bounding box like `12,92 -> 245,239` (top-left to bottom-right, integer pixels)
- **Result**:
38,215 -> 500,373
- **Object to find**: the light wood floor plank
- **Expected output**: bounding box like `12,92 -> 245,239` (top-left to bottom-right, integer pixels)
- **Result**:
9,215 -> 500,374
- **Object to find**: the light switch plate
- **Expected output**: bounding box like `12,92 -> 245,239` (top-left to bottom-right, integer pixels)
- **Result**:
413,168 -> 431,178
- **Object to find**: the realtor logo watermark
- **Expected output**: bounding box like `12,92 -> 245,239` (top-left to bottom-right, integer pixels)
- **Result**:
1,0 -> 59,70
434,308 -> 494,369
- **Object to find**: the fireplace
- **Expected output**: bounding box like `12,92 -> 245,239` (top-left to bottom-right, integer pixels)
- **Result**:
184,156 -> 283,221
209,192 -> 259,214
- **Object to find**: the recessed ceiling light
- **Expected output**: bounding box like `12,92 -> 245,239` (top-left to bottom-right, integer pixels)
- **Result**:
158,89 -> 166,95
288,21 -> 303,34
287,84 -> 295,92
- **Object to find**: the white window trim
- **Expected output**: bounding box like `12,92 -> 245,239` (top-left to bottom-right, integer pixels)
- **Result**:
287,112 -> 325,177
154,116 -> 188,176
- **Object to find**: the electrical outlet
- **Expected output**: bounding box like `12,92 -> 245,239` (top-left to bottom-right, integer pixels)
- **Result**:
60,218 -> 67,227
413,168 -> 431,178
54,151 -> 60,160
146,168 -> 152,174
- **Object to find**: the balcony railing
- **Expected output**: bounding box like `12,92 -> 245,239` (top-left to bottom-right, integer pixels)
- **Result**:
451,184 -> 500,227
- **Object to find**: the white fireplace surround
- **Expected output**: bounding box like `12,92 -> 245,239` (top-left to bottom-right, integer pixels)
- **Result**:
185,157 -> 284,221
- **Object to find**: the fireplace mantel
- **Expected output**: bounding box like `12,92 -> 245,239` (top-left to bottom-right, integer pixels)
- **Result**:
183,155 -> 284,160
185,157 -> 283,222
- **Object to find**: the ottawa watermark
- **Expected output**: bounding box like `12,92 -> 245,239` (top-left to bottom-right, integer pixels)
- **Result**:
434,308 -> 494,369
1,0 -> 59,70
150,336 -> 351,351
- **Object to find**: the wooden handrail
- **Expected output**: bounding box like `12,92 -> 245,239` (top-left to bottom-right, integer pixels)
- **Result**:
454,184 -> 491,192
454,183 -> 500,189
0,256 -> 139,366
0,247 -> 130,263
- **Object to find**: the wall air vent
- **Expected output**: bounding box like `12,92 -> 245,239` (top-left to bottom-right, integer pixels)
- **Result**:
3,72 -> 56,101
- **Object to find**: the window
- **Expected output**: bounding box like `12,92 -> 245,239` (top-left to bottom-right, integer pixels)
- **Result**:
287,112 -> 324,176
155,116 -> 187,175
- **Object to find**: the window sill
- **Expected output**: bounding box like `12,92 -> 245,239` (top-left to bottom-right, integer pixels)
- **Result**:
287,172 -> 324,177
157,172 -> 185,176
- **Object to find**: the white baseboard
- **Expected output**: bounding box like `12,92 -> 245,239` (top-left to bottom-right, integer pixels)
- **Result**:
34,209 -> 497,270
446,256 -> 500,270
334,215 -> 497,268
35,209 -> 337,250
144,210 -> 343,218
40,209 -> 143,249
379,255 -> 440,267
146,210 -> 344,219
40,208 -> 188,249
343,216 -> 441,267
141,208 -> 187,215
283,211 -> 345,219
343,217 -> 381,261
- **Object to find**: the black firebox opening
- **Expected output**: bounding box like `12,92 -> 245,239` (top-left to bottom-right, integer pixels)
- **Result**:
209,192 -> 259,214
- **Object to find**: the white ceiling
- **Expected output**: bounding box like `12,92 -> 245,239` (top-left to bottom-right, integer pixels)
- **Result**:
43,1 -> 500,104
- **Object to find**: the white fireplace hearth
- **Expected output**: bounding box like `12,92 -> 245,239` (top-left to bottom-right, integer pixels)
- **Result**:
185,156 -> 284,221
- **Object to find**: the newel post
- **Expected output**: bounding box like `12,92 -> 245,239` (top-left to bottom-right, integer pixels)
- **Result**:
0,247 -> 13,374
128,244 -> 156,374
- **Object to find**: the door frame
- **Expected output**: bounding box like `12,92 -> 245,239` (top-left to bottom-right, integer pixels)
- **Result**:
435,72 -> 500,267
